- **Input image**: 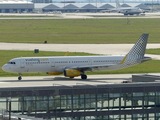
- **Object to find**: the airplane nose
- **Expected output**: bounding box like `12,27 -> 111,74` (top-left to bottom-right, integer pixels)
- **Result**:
2,64 -> 10,72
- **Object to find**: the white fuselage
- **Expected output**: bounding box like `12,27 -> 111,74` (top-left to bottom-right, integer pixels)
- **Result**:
2,56 -> 124,74
1,33 -> 151,80
115,0 -> 143,15
118,7 -> 143,15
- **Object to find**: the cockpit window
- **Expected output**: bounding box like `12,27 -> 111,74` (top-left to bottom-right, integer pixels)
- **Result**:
8,62 -> 16,64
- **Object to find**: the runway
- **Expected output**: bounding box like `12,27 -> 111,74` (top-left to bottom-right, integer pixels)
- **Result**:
0,74 -> 128,87
1,12 -> 160,19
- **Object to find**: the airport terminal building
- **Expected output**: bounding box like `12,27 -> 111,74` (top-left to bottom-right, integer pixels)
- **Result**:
0,1 -> 34,13
0,1 -> 150,13
36,3 -> 150,13
1,75 -> 160,120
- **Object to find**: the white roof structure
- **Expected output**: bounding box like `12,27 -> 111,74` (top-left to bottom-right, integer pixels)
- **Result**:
0,0 -> 32,3
34,3 -> 50,8
35,3 -> 150,10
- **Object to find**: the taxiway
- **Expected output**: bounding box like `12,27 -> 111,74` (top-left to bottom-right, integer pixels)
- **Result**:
0,43 -> 159,59
0,73 -> 160,88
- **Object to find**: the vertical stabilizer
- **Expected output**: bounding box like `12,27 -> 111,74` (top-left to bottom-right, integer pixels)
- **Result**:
110,33 -> 150,71
116,0 -> 121,8
127,33 -> 149,58
120,33 -> 149,65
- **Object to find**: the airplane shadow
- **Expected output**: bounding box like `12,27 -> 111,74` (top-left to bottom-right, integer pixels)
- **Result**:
52,77 -> 132,84
51,77 -> 131,81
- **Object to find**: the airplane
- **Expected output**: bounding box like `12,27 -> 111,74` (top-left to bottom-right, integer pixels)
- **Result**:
2,33 -> 151,80
115,0 -> 144,15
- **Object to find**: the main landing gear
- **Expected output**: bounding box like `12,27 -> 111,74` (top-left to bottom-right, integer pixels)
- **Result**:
18,73 -> 22,80
81,74 -> 87,79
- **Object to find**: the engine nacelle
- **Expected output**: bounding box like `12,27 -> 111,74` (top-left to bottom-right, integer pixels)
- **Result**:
46,72 -> 62,75
64,69 -> 81,77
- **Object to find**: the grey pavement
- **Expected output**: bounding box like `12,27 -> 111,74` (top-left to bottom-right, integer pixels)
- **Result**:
0,74 -> 129,87
1,12 -> 160,19
0,73 -> 160,88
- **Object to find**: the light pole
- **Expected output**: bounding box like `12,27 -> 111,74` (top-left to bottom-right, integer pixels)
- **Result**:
64,0 -> 65,13
152,0 -> 153,12
96,0 -> 97,12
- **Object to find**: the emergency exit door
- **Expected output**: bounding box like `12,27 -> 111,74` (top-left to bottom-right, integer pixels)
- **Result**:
20,59 -> 25,68
51,59 -> 55,67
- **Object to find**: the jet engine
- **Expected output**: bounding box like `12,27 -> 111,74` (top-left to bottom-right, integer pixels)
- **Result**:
64,69 -> 81,77
46,72 -> 62,75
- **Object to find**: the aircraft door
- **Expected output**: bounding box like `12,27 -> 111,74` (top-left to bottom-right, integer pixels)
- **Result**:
51,59 -> 55,67
88,59 -> 92,65
20,59 -> 25,68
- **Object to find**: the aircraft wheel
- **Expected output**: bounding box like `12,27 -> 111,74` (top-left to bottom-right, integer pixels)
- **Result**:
18,76 -> 22,80
81,74 -> 87,79
70,77 -> 74,79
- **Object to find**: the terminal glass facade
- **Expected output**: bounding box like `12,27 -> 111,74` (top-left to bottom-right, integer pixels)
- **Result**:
0,83 -> 160,120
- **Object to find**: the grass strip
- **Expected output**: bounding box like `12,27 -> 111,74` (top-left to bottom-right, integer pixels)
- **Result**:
0,19 -> 159,43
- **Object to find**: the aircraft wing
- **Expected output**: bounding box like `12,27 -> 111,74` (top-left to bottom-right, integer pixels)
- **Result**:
66,64 -> 115,72
108,7 -> 132,11
118,7 -> 133,10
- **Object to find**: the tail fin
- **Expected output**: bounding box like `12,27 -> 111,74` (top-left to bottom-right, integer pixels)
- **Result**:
127,33 -> 149,58
108,34 -> 150,71
120,33 -> 149,64
115,0 -> 121,8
